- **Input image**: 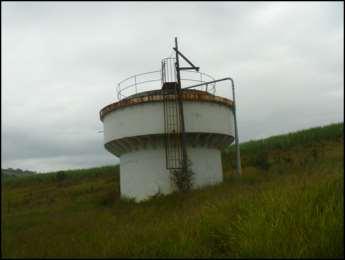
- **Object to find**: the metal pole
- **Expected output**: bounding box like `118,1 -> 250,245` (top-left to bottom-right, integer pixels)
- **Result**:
182,77 -> 242,176
229,78 -> 242,176
134,75 -> 137,94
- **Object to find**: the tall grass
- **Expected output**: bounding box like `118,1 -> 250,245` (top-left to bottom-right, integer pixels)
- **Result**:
1,123 -> 344,258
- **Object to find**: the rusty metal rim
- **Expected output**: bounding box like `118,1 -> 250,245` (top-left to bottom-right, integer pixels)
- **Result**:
100,89 -> 233,121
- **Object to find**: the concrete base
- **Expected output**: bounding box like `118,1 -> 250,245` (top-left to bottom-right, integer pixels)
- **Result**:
119,147 -> 223,202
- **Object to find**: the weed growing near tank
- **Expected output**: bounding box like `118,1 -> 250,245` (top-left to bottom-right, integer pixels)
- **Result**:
170,160 -> 195,192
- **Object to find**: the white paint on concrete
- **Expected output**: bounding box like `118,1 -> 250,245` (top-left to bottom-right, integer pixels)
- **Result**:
120,147 -> 223,202
184,102 -> 234,136
188,146 -> 223,188
103,101 -> 234,143
102,98 -> 234,202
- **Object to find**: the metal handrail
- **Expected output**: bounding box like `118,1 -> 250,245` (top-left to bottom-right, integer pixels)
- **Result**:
116,69 -> 217,100
118,70 -> 161,85
117,70 -> 161,100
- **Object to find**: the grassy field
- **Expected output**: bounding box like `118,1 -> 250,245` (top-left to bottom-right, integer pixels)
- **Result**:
1,122 -> 344,258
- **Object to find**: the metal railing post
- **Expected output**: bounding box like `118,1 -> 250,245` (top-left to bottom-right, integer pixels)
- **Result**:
134,75 -> 137,94
228,77 -> 242,176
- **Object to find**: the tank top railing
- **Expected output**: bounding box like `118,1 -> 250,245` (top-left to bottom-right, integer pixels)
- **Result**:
117,70 -> 161,100
117,67 -> 217,101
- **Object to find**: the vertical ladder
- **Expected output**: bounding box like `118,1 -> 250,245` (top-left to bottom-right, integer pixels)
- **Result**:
162,82 -> 184,169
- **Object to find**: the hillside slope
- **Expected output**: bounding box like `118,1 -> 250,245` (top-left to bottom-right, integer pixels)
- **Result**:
1,123 -> 343,258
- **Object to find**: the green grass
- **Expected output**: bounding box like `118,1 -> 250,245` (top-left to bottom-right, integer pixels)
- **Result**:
1,122 -> 344,258
222,122 -> 343,172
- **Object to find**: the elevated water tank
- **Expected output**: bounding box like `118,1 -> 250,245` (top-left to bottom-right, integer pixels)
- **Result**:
100,40 -> 239,202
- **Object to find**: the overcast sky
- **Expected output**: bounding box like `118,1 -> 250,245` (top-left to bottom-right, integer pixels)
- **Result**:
2,1 -> 343,172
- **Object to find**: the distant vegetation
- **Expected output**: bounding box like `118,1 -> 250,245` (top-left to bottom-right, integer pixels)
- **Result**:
1,166 -> 117,186
1,168 -> 37,177
1,122 -> 343,258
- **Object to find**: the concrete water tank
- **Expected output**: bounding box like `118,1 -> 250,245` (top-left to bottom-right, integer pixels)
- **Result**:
100,44 -> 238,202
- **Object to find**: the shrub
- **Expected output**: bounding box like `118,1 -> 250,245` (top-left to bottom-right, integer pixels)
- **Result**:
56,171 -> 67,182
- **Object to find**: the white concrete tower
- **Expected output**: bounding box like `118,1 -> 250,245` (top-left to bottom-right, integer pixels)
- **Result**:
100,39 -> 239,202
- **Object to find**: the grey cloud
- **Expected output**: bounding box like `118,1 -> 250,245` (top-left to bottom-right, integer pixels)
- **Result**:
2,2 -> 343,172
